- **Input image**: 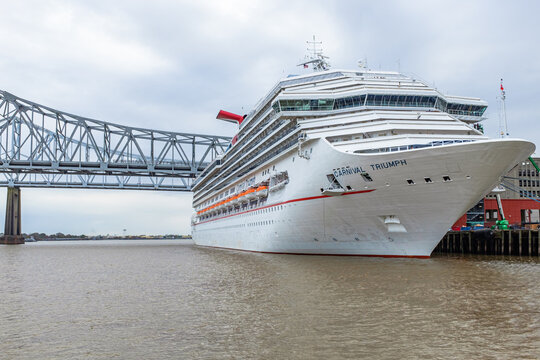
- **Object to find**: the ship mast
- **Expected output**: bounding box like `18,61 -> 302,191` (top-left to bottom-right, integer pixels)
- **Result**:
499,79 -> 508,138
297,35 -> 330,72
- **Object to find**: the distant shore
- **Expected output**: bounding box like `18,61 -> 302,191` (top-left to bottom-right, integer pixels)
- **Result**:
38,237 -> 192,241
19,235 -> 192,242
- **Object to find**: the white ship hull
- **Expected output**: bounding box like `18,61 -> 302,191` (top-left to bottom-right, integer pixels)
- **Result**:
192,138 -> 534,257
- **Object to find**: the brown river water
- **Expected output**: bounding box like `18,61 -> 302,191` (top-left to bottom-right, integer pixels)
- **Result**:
1,240 -> 539,359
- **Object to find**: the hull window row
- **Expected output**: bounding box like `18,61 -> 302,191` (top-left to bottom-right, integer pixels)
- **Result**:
407,176 -> 453,185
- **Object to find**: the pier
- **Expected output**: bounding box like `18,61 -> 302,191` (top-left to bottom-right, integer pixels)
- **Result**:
433,230 -> 540,257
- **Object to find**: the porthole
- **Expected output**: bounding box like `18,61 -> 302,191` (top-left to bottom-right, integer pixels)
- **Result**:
443,175 -> 451,182
424,177 -> 433,183
407,179 -> 415,185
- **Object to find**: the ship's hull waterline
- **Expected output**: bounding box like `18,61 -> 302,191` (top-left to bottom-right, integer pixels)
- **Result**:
192,138 -> 535,257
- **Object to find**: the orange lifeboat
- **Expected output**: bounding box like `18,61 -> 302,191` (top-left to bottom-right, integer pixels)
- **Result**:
245,187 -> 257,200
256,185 -> 268,198
238,190 -> 249,203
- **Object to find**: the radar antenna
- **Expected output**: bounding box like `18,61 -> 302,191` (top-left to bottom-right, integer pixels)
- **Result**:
297,35 -> 330,72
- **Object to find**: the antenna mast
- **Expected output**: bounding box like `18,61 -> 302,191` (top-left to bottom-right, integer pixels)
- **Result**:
499,79 -> 508,138
297,35 -> 330,72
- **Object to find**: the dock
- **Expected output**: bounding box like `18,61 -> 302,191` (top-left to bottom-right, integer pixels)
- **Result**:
433,230 -> 540,257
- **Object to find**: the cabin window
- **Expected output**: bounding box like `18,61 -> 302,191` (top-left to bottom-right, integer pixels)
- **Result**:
361,173 -> 373,182
277,94 -> 486,117
278,98 -> 334,111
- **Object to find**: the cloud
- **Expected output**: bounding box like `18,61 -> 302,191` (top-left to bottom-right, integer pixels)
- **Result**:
1,1 -> 174,76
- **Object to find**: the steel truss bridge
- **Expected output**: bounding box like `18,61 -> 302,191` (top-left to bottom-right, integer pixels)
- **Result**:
0,88 -> 231,244
0,89 -> 230,191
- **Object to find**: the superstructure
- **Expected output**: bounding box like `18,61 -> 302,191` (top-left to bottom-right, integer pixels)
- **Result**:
191,45 -> 534,257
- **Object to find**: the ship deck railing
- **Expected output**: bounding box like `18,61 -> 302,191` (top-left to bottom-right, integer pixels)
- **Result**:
354,139 -> 476,154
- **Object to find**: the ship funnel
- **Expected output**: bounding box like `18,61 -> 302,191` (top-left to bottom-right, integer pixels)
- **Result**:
217,110 -> 245,125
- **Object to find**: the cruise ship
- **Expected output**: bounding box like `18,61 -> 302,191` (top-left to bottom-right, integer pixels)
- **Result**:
191,51 -> 535,258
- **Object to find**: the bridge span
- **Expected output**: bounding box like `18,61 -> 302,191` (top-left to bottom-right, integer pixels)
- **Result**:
0,89 -> 231,244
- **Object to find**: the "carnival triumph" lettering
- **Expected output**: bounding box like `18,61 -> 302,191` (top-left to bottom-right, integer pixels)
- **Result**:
333,160 -> 407,178
333,166 -> 365,177
369,159 -> 407,170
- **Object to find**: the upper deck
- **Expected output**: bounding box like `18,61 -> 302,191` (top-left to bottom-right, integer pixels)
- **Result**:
192,67 -> 489,205
246,70 -> 486,124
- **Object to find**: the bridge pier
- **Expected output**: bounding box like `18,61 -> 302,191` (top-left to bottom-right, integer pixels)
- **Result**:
0,187 -> 24,245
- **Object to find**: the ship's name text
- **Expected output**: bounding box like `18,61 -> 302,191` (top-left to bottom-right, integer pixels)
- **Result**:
333,166 -> 365,177
369,159 -> 407,170
333,160 -> 407,177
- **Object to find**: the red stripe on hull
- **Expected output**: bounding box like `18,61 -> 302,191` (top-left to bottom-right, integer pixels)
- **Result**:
197,244 -> 431,259
194,189 -> 376,225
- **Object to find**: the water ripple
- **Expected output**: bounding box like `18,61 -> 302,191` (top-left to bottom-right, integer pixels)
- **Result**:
0,241 -> 538,359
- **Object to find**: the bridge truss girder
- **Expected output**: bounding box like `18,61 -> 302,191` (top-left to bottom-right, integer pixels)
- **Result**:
0,90 -> 231,191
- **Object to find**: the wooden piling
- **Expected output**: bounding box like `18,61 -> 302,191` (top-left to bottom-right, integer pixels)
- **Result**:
435,229 -> 539,257
518,231 -> 523,256
509,231 -> 513,256
528,231 -> 532,256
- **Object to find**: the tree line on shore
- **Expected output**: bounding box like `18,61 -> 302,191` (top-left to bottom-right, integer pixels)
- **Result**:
0,232 -> 192,240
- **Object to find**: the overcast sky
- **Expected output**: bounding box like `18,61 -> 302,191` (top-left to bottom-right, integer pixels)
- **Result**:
0,0 -> 538,235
